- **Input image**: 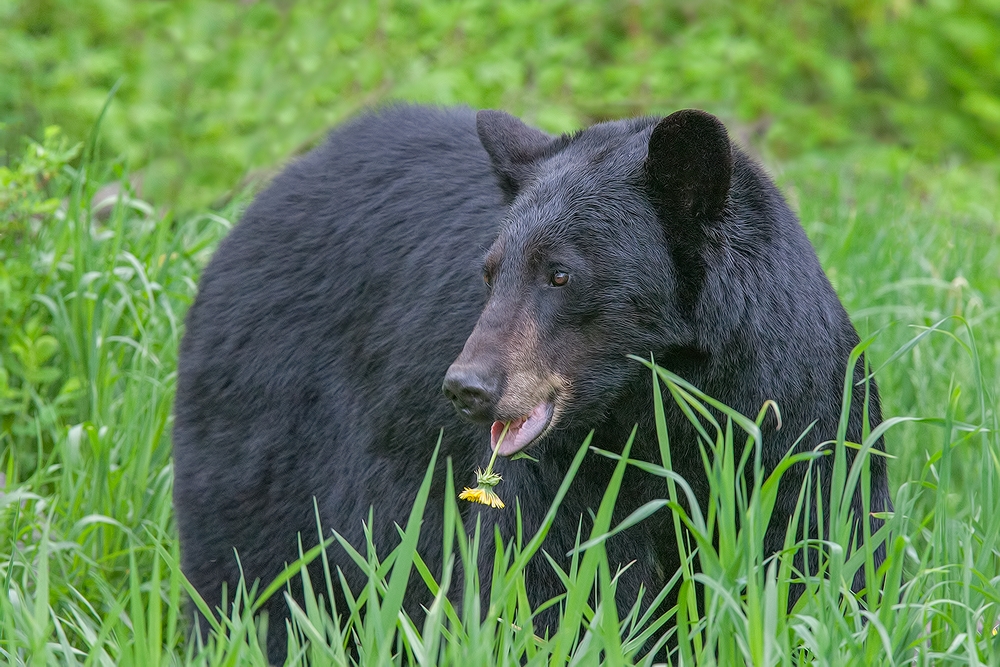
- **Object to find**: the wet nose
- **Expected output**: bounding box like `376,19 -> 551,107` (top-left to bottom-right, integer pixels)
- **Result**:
442,364 -> 500,422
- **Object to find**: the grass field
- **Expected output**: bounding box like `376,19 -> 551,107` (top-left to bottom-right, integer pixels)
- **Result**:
2,1 -> 999,662
1,114 -> 998,665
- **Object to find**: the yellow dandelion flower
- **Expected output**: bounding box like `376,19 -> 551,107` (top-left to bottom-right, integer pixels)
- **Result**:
459,486 -> 505,509
459,422 -> 510,510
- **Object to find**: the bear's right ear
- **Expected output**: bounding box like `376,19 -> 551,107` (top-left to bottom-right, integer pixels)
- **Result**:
645,109 -> 732,225
477,110 -> 556,201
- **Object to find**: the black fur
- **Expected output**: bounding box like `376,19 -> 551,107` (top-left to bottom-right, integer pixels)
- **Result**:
173,105 -> 890,663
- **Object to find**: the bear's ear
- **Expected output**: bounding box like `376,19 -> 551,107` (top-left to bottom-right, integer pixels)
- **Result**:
645,109 -> 732,224
477,110 -> 556,200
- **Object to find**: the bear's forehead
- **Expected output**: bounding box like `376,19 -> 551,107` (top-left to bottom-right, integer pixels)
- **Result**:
501,182 -> 656,252
511,153 -> 649,226
495,124 -> 659,251
518,156 -> 638,212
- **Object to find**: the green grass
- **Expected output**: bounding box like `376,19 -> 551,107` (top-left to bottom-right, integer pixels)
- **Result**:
1,122 -> 998,664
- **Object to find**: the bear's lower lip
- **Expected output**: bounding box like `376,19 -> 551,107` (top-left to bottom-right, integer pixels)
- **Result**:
491,402 -> 555,456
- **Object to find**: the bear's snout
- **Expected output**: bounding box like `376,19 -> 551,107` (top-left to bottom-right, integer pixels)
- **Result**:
442,363 -> 501,422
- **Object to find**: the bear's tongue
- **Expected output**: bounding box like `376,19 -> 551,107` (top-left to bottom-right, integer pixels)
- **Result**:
491,402 -> 552,457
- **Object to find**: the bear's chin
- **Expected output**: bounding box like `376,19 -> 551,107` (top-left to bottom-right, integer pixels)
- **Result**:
491,401 -> 554,456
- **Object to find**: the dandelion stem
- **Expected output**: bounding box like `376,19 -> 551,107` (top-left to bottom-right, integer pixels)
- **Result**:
485,421 -> 509,474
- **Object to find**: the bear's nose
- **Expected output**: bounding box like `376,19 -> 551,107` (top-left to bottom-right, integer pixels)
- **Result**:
442,364 -> 500,422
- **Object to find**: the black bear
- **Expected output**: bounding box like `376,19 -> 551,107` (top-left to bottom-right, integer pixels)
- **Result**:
173,105 -> 890,662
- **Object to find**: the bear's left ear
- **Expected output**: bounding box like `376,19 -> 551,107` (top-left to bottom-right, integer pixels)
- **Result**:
477,110 -> 556,201
645,109 -> 732,224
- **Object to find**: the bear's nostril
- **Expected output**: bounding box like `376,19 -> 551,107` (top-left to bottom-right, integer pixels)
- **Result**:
459,386 -> 488,410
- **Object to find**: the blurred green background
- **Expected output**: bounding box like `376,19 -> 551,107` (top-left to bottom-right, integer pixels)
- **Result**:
3,0 -> 999,207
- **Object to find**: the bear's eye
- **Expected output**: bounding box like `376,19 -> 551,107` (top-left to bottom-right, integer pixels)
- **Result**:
550,271 -> 570,287
483,271 -> 493,288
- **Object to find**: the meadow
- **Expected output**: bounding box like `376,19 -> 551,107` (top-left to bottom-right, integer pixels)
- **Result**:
2,1 -> 999,664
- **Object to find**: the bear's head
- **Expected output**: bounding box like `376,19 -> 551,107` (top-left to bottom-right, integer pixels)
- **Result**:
442,109 -> 734,457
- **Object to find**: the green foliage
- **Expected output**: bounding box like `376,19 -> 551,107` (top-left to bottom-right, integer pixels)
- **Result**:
0,128 -> 233,663
2,0 -> 998,207
0,125 -> 80,228
1,1 -> 999,662
0,127 -> 81,472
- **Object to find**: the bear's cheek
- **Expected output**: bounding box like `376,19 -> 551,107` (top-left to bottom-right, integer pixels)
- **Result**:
515,329 -> 598,412
541,310 -> 661,415
492,317 -> 569,411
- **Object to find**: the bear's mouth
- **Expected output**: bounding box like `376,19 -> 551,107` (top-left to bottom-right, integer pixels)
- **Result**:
491,401 -> 555,457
